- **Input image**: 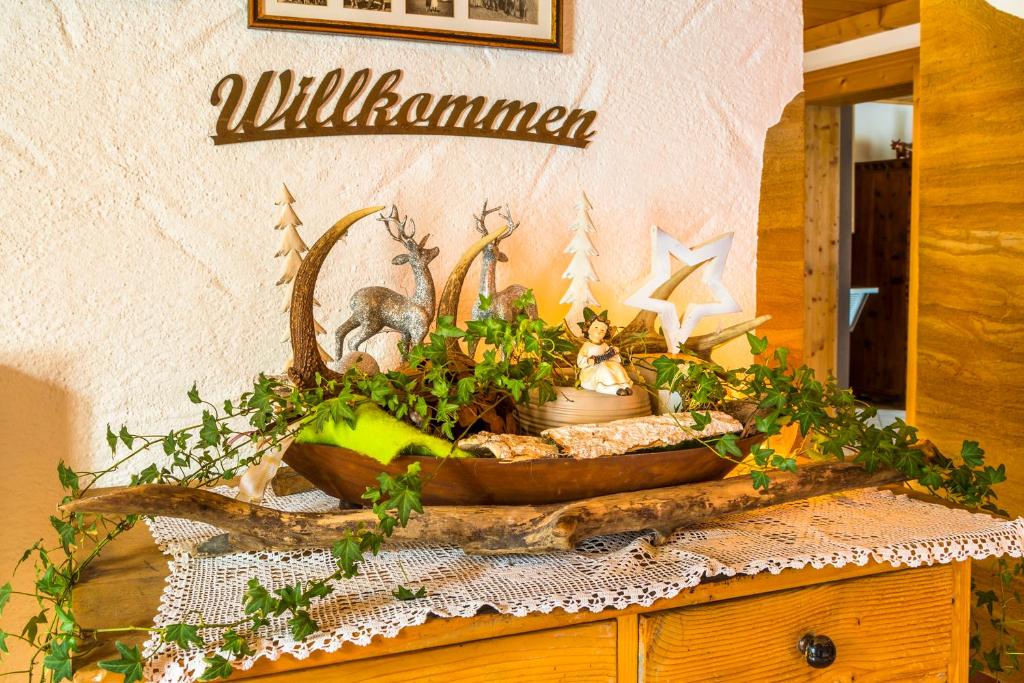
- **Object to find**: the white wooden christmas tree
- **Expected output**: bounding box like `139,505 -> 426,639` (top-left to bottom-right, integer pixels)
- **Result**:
560,193 -> 600,326
275,184 -> 333,367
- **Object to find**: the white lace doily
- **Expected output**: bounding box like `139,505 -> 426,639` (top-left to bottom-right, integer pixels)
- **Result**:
142,488 -> 1024,682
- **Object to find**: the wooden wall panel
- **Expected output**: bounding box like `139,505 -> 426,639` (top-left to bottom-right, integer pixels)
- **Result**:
757,94 -> 806,363
804,105 -> 841,379
911,0 -> 1024,516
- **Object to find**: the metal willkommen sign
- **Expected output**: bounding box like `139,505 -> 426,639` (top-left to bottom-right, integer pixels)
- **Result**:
210,68 -> 597,149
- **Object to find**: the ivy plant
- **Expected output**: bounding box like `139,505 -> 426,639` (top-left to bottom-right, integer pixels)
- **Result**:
0,304 -> 1019,679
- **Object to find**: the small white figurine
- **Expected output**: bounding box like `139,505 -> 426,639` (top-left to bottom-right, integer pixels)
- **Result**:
577,310 -> 633,396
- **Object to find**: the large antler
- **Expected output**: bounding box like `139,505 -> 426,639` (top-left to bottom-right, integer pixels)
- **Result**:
436,223 -> 515,363
288,205 -> 385,388
472,200 -> 501,236
612,261 -> 773,357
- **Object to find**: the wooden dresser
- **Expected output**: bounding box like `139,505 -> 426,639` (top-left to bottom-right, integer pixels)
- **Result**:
74,526 -> 971,682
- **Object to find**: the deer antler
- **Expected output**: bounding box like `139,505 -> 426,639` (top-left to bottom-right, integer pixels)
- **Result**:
473,200 -> 501,236
288,205 -> 385,388
379,205 -> 417,243
498,205 -> 520,237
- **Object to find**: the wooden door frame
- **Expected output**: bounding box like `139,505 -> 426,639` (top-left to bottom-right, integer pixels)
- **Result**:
757,51 -> 918,382
795,49 -> 917,387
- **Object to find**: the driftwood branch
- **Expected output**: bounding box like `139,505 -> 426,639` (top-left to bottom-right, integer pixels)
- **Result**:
62,462 -> 909,556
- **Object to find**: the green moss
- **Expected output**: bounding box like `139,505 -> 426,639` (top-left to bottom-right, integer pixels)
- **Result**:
296,402 -> 469,465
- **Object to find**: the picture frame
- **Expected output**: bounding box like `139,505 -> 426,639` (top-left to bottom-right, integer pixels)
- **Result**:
249,0 -> 563,52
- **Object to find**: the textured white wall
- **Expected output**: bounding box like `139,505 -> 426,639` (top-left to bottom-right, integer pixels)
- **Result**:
0,0 -> 799,670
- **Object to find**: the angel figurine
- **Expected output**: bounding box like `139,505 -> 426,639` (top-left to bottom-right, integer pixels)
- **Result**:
577,309 -> 634,396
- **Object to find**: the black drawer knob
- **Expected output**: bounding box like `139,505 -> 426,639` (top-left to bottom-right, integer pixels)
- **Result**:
798,634 -> 837,668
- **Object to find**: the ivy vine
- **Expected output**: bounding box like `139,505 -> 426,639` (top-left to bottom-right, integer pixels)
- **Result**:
0,300 -> 1019,679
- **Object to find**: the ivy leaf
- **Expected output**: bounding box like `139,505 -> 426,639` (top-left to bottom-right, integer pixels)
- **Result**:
54,603 -> 75,635
223,628 -> 255,658
750,443 -> 775,468
392,585 -> 427,601
243,578 -> 276,616
165,623 -> 204,650
303,582 -> 332,602
132,463 -> 161,486
388,487 -> 424,527
198,654 -> 234,681
332,536 -> 364,578
273,583 -> 308,616
751,470 -> 771,491
746,332 -> 768,355
43,637 -> 75,682
690,411 -> 711,431
0,582 -> 10,615
918,465 -> 944,490
651,356 -> 680,388
98,642 -> 144,683
187,382 -> 202,404
754,412 -> 779,436
773,455 -> 798,473
37,565 -> 68,597
961,441 -> 985,468
977,589 -> 998,615
984,647 -> 1003,673
199,411 -> 221,447
57,461 -> 80,494
983,464 -> 1007,486
714,433 -> 743,460
106,424 -> 118,453
456,377 -> 477,404
118,425 -> 135,449
433,317 -> 466,338
50,515 -> 78,551
289,610 -> 318,641
0,629 -> 8,654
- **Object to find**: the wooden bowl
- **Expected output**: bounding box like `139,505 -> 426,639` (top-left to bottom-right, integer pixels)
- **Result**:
515,385 -> 652,435
283,434 -> 762,506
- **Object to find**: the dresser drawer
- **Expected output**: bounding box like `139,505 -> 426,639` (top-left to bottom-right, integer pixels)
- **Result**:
639,563 -> 964,682
247,620 -> 618,682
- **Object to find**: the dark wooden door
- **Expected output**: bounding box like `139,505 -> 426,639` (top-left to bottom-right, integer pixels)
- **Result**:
850,159 -> 912,404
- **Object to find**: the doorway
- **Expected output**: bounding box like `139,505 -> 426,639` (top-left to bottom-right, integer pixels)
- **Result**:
756,48 -> 918,419
842,100 -> 913,425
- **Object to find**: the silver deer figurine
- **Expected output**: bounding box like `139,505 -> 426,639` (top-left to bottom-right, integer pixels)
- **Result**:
334,206 -> 439,357
470,201 -> 538,325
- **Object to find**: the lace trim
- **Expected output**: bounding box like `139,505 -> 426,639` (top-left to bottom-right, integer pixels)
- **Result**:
142,488 -> 1024,682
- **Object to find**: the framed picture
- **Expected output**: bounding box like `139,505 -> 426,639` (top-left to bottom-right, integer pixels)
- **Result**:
249,0 -> 563,52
